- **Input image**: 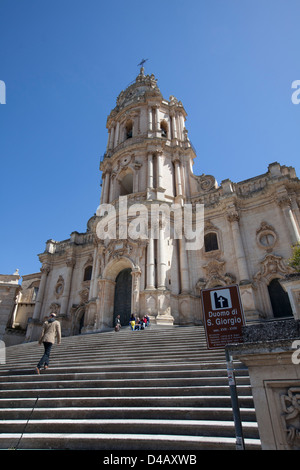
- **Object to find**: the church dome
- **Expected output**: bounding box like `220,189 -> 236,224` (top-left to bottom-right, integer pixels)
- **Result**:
110,67 -> 162,116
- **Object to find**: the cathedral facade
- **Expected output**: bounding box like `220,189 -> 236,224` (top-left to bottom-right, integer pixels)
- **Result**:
13,67 -> 300,342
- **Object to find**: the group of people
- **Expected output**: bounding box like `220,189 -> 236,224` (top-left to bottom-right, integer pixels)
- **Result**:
114,313 -> 150,332
129,314 -> 150,331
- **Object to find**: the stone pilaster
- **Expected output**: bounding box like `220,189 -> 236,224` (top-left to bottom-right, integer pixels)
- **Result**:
60,258 -> 75,316
227,207 -> 250,283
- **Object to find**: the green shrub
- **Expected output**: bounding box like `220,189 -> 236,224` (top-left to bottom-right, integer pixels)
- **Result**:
288,243 -> 300,272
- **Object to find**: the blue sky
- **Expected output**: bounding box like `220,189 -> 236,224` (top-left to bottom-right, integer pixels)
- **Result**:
1,0 -> 300,277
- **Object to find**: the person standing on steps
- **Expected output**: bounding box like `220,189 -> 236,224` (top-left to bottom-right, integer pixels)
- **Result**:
35,312 -> 61,374
114,314 -> 121,332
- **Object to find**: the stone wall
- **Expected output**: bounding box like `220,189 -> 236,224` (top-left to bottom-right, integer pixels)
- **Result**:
0,272 -> 20,341
227,319 -> 300,450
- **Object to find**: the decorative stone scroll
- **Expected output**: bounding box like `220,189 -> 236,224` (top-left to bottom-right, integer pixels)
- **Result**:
254,253 -> 294,283
54,275 -> 64,298
281,387 -> 300,448
196,174 -> 217,193
49,302 -> 60,315
196,259 -> 236,290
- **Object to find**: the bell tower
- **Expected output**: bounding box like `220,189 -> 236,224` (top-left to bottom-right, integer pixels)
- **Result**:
100,66 -> 196,205
89,66 -> 198,329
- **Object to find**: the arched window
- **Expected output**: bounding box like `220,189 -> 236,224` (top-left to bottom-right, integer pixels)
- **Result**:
125,120 -> 133,139
160,120 -> 168,138
120,172 -> 133,195
83,265 -> 93,281
204,232 -> 219,252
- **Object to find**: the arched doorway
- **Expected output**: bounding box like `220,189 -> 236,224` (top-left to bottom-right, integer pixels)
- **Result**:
113,268 -> 132,325
72,306 -> 85,335
268,278 -> 293,318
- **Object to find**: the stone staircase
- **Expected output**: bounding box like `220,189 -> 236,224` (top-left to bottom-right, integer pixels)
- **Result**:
0,325 -> 261,450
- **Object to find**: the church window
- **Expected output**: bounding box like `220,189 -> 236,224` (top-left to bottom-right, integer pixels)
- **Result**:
83,265 -> 93,281
160,120 -> 168,138
32,287 -> 39,301
125,120 -> 133,139
260,233 -> 275,247
120,172 -> 133,195
204,232 -> 219,252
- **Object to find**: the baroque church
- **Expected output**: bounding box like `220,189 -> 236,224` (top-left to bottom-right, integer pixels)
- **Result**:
3,66 -> 300,344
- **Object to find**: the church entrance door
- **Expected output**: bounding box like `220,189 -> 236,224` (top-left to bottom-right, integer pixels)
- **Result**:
268,278 -> 293,318
73,306 -> 85,335
114,268 -> 132,325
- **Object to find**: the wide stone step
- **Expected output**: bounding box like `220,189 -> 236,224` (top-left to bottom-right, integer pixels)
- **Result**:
0,394 -> 255,409
0,366 -> 247,382
0,384 -> 253,399
0,361 -> 230,375
0,376 -> 251,391
4,351 -> 227,366
0,433 -> 261,451
0,405 -> 258,421
0,418 -> 260,439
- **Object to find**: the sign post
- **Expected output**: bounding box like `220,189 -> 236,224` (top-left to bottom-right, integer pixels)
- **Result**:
201,284 -> 246,450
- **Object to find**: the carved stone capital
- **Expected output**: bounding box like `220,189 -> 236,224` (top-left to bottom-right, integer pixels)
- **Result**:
227,210 -> 240,223
276,195 -> 292,209
66,258 -> 75,268
41,264 -> 50,275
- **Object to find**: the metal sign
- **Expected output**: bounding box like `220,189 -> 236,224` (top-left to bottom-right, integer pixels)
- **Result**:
201,284 -> 245,350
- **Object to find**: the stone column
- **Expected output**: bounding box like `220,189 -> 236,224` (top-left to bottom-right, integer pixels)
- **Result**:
100,173 -> 105,204
148,106 -> 153,133
171,113 -> 177,140
146,237 -> 155,289
60,258 -> 75,316
179,114 -> 185,141
89,241 -> 98,300
147,153 -> 153,188
32,264 -> 50,320
109,173 -> 115,203
156,153 -> 163,189
291,194 -> 300,228
157,221 -> 167,290
278,195 -> 300,244
91,254 -> 100,299
227,208 -> 250,283
96,278 -> 116,330
155,106 -> 160,135
131,267 -> 141,316
109,125 -> 115,150
102,171 -> 110,204
133,163 -> 141,193
114,121 -> 120,147
174,158 -> 183,197
178,237 -> 190,293
183,160 -> 190,198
